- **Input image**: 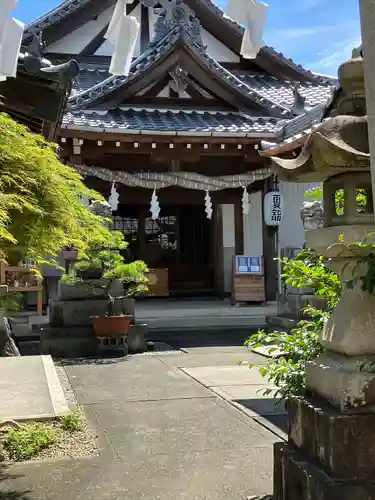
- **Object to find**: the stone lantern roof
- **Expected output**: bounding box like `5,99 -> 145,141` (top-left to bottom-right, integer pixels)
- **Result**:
263,48 -> 370,179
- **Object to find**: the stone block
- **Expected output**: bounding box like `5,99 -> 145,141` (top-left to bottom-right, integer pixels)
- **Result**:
284,284 -> 313,295
266,315 -> 299,332
49,297 -> 129,327
127,323 -> 147,354
306,351 -> 375,412
40,326 -> 97,357
58,279 -> 124,301
288,396 -> 375,481
274,442 -> 375,500
277,294 -> 325,318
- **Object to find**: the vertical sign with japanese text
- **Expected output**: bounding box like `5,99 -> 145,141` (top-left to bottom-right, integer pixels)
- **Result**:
264,191 -> 284,226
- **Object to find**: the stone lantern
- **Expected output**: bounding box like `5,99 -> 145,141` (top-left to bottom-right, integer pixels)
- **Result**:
268,49 -> 375,499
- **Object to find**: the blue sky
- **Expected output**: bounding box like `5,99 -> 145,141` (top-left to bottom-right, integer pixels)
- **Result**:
15,0 -> 361,77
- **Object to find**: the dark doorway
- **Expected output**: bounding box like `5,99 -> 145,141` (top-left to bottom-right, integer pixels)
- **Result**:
111,204 -> 214,295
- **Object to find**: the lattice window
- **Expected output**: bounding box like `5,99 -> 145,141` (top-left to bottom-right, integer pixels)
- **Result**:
110,216 -> 139,236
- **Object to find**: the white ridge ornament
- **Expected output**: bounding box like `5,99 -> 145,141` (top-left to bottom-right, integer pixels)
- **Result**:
108,182 -> 119,212
242,186 -> 250,215
205,191 -> 213,220
150,189 -> 160,220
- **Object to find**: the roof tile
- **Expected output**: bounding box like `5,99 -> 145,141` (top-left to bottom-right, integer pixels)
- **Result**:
62,108 -> 281,135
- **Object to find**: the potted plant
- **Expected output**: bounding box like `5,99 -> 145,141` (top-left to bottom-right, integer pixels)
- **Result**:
92,259 -> 148,337
67,232 -> 148,337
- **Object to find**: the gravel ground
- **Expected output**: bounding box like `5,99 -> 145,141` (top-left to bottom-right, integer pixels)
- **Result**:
2,420 -> 99,463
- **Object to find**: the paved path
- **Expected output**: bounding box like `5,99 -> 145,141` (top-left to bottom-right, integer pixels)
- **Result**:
0,344 -> 283,500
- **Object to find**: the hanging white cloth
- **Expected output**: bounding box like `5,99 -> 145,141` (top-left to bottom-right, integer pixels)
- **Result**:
0,0 -> 17,36
225,0 -> 268,59
104,0 -> 140,77
108,182 -> 120,212
204,191 -> 212,220
0,16 -> 24,81
242,186 -> 250,216
150,189 -> 160,220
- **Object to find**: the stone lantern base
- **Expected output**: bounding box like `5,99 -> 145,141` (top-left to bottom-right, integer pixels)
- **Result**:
274,396 -> 375,500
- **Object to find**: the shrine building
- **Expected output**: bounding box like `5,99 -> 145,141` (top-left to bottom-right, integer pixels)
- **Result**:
25,0 -> 337,301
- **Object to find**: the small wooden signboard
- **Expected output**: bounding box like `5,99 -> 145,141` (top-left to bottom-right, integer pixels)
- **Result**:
147,268 -> 169,297
231,255 -> 266,304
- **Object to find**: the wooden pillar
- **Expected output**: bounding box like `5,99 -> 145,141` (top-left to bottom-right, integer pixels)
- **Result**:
140,4 -> 150,53
262,180 -> 278,301
234,197 -> 244,255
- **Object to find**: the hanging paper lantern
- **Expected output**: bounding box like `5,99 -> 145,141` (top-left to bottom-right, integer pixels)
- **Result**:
108,182 -> 120,212
150,189 -> 160,220
205,190 -> 212,220
242,186 -> 250,216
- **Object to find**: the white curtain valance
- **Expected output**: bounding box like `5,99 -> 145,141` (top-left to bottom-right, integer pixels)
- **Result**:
75,164 -> 272,191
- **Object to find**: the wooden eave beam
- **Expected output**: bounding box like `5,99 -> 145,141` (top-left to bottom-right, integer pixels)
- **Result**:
59,129 -> 264,145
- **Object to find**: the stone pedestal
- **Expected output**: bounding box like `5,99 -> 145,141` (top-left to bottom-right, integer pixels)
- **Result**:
274,396 -> 375,499
127,323 -> 147,354
40,278 -> 146,357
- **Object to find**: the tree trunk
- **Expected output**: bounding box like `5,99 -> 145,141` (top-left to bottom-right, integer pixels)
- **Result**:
0,316 -> 20,357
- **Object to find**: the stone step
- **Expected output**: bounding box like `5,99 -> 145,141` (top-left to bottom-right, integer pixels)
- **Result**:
266,315 -> 300,331
0,355 -> 69,421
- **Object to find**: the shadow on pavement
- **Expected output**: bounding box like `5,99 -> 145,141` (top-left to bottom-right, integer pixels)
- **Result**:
61,353 -> 132,366
148,328 -> 256,350
0,465 -> 31,500
234,398 -> 288,434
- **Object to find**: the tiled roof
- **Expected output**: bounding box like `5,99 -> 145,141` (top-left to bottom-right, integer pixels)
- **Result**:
71,66 -> 110,96
68,28 -> 295,118
24,0 -> 93,38
62,108 -> 281,135
232,72 -> 335,110
259,106 -> 332,155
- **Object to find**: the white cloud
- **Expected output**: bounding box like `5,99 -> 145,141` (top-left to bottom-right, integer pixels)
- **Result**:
291,0 -> 322,11
273,25 -> 331,41
309,36 -> 361,72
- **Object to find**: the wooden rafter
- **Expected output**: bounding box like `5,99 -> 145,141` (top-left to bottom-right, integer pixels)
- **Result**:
80,23 -> 109,55
141,74 -> 171,97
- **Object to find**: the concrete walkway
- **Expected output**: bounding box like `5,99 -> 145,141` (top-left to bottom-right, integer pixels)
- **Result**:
0,344 -> 282,499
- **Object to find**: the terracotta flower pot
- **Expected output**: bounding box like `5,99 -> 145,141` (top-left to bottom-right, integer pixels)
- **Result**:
92,315 -> 132,338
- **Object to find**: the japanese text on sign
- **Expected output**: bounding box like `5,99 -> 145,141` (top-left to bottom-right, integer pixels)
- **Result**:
264,191 -> 284,226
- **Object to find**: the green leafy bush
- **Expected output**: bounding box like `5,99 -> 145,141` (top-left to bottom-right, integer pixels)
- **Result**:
246,249 -> 340,399
3,423 -> 56,461
0,113 -> 119,267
